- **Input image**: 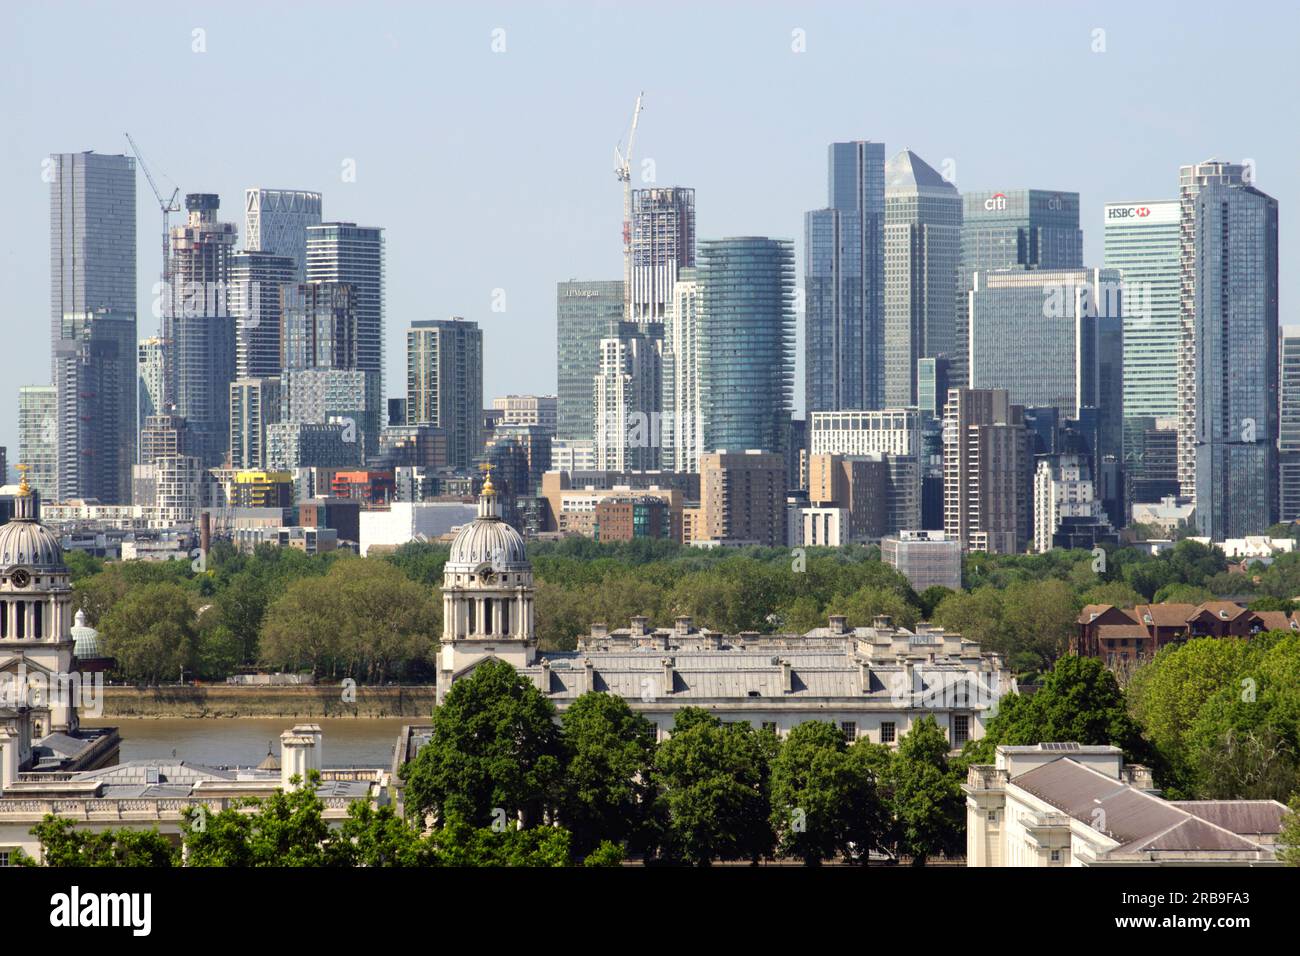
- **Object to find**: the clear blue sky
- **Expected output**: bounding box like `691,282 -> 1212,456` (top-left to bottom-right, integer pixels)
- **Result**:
1,0 -> 1293,463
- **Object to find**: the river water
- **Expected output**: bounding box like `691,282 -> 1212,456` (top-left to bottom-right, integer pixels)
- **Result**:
81,718 -> 414,769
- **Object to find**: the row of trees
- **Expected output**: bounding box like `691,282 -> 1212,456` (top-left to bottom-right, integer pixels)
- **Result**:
400,660 -> 965,865
72,532 -> 1268,685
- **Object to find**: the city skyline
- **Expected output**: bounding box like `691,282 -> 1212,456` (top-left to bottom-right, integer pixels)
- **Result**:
3,1 -> 1296,458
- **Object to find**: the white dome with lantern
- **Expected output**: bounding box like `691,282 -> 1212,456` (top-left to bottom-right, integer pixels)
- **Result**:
445,469 -> 529,573
0,465 -> 79,735
437,468 -> 536,702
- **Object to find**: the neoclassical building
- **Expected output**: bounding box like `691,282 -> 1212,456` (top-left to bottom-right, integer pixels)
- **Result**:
0,470 -> 119,789
964,743 -> 1286,866
437,470 -> 536,703
432,475 -> 1011,746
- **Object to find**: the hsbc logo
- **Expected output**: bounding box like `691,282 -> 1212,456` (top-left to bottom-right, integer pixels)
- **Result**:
984,192 -> 1008,211
1108,206 -> 1151,219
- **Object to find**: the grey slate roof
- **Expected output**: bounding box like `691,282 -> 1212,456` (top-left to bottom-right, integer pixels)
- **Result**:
1171,800 -> 1290,839
1011,758 -> 1277,857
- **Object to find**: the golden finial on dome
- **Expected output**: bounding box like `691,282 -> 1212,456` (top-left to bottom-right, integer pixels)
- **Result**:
16,463 -> 31,497
479,462 -> 496,497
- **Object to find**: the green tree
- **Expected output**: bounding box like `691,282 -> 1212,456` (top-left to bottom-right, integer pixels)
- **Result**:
326,802 -> 435,867
99,582 -> 198,684
28,816 -> 177,867
182,772 -> 331,867
916,585 -> 954,619
932,587 -> 1004,655
430,814 -> 572,866
984,655 -> 1148,762
768,721 -> 884,864
1279,794 -> 1300,866
999,579 -> 1078,670
401,659 -> 564,828
1127,637 -> 1255,795
884,716 -> 964,865
1079,581 -> 1145,609
827,585 -> 920,630
559,691 -> 658,858
652,708 -> 775,865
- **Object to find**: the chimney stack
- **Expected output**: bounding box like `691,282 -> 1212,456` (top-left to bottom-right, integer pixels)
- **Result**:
280,723 -> 322,791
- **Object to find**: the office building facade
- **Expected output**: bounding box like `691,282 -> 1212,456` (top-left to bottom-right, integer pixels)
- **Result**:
968,268 -> 1124,468
49,151 -> 137,502
805,140 -> 886,413
696,450 -> 786,547
883,151 -> 962,406
556,280 -> 624,442
881,530 -> 963,592
958,189 -> 1082,385
1103,200 -> 1180,483
53,309 -> 137,502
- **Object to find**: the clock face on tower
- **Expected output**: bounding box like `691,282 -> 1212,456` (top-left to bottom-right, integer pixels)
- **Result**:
474,563 -> 496,585
10,568 -> 31,589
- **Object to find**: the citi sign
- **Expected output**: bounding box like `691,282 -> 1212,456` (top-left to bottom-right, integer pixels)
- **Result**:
1107,206 -> 1152,219
984,192 -> 1008,211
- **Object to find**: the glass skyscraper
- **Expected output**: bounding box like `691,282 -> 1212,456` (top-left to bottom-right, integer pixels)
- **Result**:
1102,200 -> 1180,480
1280,328 -> 1300,523
556,280 -> 623,442
697,238 -> 794,455
49,151 -> 138,503
958,189 -> 1082,386
968,268 -> 1124,472
805,140 -> 885,413
884,151 -> 961,407
1189,180 -> 1279,538
306,222 -> 384,459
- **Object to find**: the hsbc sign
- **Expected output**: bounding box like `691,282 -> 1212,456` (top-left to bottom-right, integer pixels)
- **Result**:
1104,201 -> 1177,225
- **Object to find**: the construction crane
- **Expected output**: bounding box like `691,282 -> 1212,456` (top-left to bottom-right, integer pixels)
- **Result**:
124,132 -> 181,330
613,92 -> 644,320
